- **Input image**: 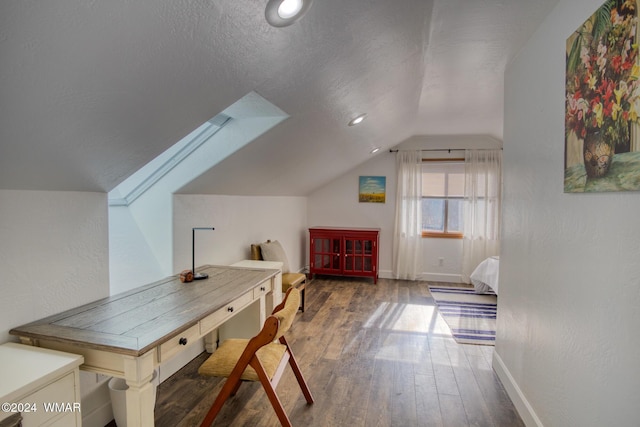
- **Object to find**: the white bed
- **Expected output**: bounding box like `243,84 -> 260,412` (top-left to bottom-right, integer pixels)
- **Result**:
470,255 -> 499,294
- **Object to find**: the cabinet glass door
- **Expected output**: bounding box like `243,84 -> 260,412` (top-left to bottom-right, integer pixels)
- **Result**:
344,238 -> 374,273
313,237 -> 341,272
363,240 -> 373,271
345,239 -> 353,271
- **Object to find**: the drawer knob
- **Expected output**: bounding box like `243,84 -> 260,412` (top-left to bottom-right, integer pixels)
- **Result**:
260,286 -> 266,291
227,306 -> 234,312
179,337 -> 188,346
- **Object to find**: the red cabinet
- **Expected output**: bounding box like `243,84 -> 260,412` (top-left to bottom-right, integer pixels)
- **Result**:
309,227 -> 380,284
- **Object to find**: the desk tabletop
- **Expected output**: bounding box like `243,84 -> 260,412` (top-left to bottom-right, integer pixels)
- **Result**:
9,265 -> 278,357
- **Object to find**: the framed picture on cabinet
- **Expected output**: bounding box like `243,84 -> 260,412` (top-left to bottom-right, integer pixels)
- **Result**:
359,176 -> 386,203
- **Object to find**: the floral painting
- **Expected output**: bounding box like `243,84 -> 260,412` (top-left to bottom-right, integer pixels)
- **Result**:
359,176 -> 386,203
565,0 -> 640,192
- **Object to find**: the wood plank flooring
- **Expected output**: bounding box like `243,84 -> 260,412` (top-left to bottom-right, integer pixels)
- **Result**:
141,277 -> 523,426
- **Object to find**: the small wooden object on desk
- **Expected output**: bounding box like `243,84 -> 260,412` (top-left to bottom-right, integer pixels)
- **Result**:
0,343 -> 83,427
180,269 -> 194,283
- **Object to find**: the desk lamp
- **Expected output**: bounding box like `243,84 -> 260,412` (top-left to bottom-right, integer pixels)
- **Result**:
192,227 -> 215,280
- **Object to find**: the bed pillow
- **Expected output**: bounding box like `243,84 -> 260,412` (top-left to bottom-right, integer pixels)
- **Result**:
260,240 -> 290,273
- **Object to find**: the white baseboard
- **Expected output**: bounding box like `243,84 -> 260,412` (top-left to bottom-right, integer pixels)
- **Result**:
378,270 -> 462,283
82,399 -> 114,427
379,269 -> 393,279
492,351 -> 544,427
420,272 -> 462,283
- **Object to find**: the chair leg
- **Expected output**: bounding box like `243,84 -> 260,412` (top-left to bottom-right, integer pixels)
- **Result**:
281,337 -> 314,404
230,379 -> 243,396
252,359 -> 293,427
200,376 -> 242,427
262,379 -> 293,427
300,287 -> 305,312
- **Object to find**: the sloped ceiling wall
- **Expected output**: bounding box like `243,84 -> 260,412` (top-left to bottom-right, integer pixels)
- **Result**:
0,0 -> 557,195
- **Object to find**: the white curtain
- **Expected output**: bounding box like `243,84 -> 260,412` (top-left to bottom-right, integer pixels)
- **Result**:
462,149 -> 502,283
393,151 -> 423,280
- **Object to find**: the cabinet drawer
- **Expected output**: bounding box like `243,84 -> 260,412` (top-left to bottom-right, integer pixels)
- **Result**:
20,372 -> 76,426
253,280 -> 272,299
159,323 -> 200,362
49,411 -> 78,427
200,291 -> 253,334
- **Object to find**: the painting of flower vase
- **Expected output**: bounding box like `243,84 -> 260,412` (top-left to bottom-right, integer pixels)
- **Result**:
565,0 -> 640,192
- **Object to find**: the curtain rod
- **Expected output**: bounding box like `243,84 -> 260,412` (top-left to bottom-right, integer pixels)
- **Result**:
388,148 -> 502,153
389,148 -> 460,153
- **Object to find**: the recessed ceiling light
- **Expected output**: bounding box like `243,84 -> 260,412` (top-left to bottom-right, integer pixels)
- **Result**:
370,147 -> 380,154
348,113 -> 367,126
278,0 -> 303,19
265,0 -> 313,27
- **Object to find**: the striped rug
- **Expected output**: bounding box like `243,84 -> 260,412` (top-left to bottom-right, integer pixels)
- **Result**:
427,285 -> 497,345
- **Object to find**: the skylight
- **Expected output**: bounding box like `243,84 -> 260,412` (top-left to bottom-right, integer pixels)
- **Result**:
108,114 -> 231,206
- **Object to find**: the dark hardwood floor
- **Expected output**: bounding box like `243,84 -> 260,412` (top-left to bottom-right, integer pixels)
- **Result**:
147,277 -> 523,427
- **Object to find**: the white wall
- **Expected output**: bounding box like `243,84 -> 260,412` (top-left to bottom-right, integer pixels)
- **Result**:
109,93 -> 288,292
0,190 -> 112,427
497,1 -> 640,426
108,205 -> 166,295
307,152 -> 462,282
173,195 -> 308,272
307,151 -> 463,280
0,190 -> 109,343
307,153 -> 398,277
125,115 -> 288,279
307,138 -> 501,281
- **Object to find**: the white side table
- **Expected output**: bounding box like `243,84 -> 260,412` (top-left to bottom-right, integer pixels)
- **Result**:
0,343 -> 83,426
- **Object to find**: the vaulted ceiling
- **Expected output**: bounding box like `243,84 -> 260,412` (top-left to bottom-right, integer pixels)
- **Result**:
0,0 -> 558,195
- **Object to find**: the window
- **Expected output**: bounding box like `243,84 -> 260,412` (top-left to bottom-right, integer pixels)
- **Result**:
421,161 -> 464,238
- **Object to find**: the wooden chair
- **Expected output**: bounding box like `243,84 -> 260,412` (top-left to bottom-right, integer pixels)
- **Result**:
251,240 -> 307,312
198,288 -> 314,427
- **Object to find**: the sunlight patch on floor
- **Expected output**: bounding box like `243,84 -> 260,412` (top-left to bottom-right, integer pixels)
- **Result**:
363,302 -> 451,335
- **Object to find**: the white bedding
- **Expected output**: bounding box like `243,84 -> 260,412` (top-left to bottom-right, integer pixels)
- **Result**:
470,255 -> 499,294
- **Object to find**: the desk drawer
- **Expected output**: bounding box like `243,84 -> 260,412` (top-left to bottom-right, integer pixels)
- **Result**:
159,323 -> 200,362
253,280 -> 272,299
200,291 -> 253,335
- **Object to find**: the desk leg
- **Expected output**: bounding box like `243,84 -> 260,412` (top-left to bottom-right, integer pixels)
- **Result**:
259,293 -> 267,325
204,329 -> 218,353
123,352 -> 156,427
272,274 -> 283,310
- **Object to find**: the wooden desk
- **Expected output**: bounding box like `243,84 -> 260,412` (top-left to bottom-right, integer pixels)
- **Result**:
10,265 -> 279,427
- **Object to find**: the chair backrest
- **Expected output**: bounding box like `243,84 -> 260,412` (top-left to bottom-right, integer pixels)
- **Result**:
272,287 -> 300,339
244,287 -> 300,351
197,284 -> 313,427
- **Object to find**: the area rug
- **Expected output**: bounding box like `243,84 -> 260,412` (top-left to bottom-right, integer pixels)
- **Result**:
427,285 -> 497,345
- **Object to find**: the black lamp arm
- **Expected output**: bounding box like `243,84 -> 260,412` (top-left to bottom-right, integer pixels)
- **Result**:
192,227 -> 215,280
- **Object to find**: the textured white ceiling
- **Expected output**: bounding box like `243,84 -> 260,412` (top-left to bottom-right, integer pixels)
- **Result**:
0,0 -> 558,194
416,0 -> 559,137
